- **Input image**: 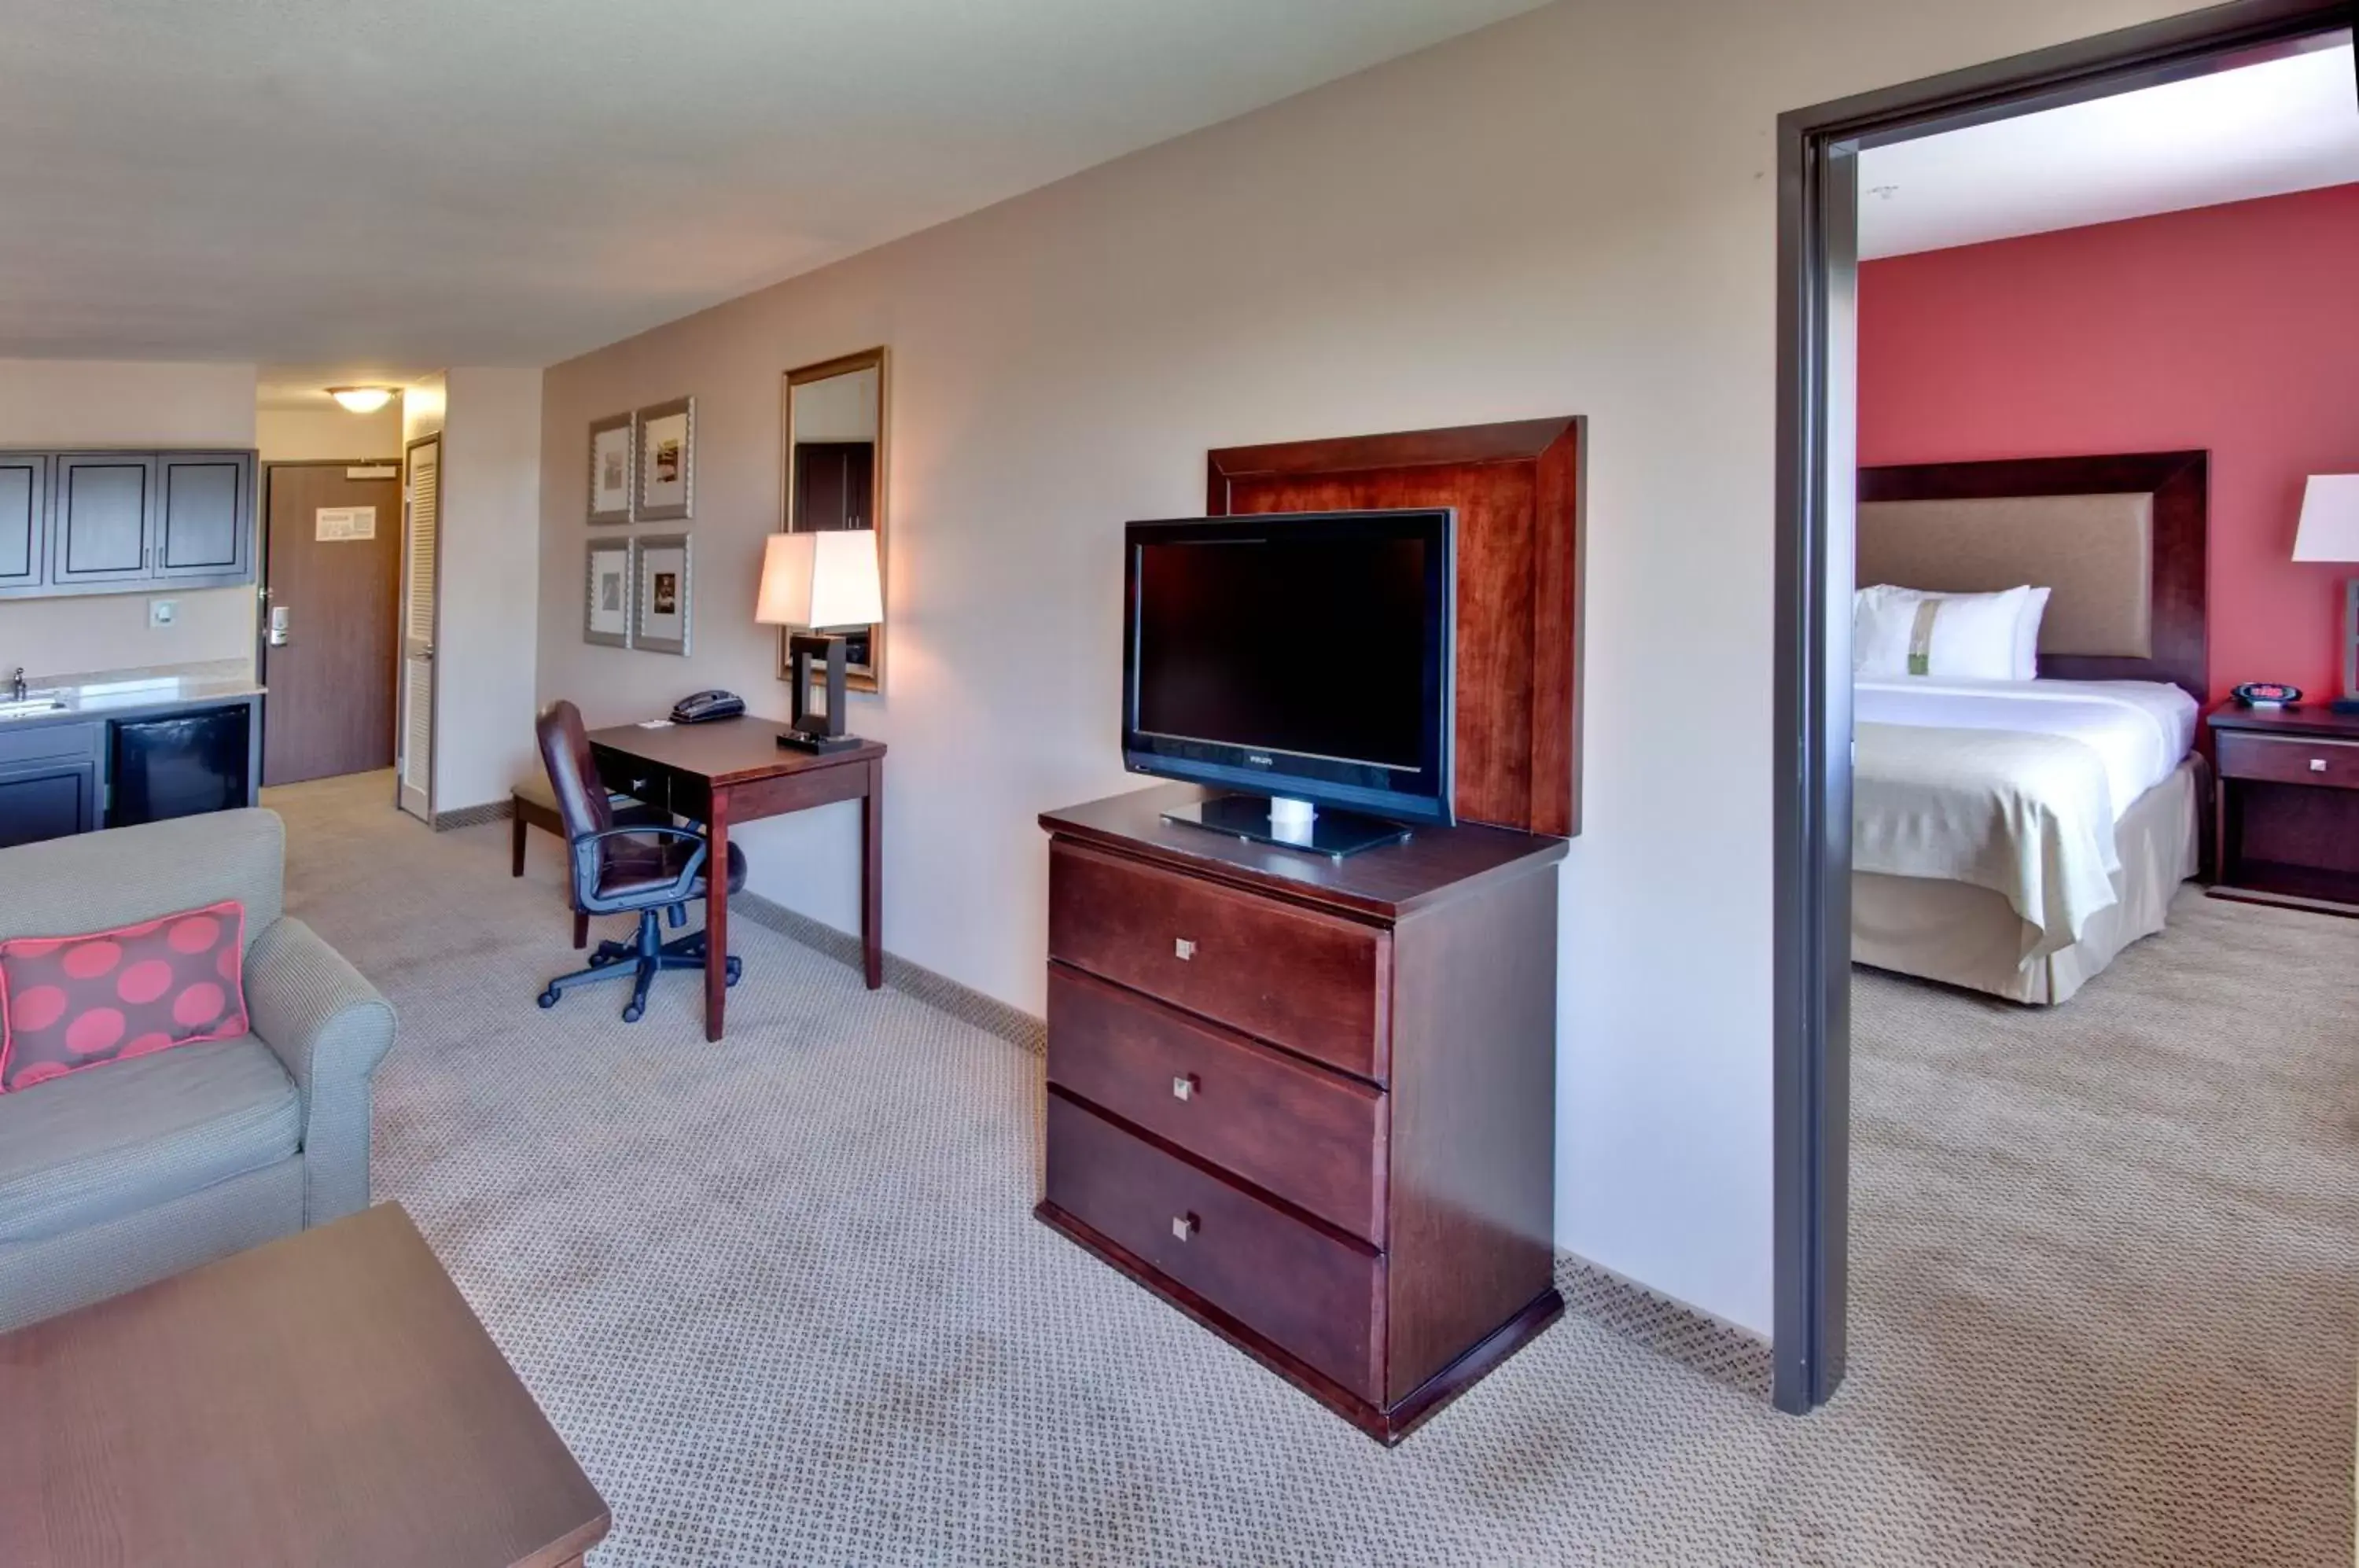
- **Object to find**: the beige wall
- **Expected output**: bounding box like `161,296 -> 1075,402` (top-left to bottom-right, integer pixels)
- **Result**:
256,404 -> 402,463
436,368 -> 543,810
403,377 -> 445,446
536,0 -> 2197,1333
0,359 -> 258,680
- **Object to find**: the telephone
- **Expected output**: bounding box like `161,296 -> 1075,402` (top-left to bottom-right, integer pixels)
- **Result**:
671,689 -> 746,724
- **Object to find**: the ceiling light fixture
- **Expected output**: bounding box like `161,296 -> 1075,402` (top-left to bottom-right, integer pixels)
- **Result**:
326,386 -> 396,414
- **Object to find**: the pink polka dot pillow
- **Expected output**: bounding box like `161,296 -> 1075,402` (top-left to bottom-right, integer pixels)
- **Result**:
0,901 -> 248,1094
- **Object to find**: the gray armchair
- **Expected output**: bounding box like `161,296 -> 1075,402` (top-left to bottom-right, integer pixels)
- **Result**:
0,809 -> 396,1331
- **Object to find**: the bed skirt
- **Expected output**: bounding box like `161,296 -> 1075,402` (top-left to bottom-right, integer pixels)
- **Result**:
1853,754 -> 2205,1005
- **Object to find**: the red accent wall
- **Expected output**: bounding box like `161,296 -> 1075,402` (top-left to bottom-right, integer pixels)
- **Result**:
1859,182 -> 2359,704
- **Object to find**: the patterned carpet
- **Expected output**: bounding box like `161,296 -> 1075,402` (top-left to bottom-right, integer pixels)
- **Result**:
267,771 -> 2357,1566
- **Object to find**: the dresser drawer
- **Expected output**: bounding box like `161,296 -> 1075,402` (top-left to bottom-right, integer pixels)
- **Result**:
2217,732 -> 2359,790
1047,840 -> 1389,1081
1047,963 -> 1386,1243
1045,1091 -> 1383,1400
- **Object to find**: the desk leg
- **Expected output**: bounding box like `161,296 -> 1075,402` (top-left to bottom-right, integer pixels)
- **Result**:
861,758 -> 883,989
705,789 -> 731,1041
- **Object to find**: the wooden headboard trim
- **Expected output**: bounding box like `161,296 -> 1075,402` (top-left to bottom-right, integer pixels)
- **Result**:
1857,451 -> 2208,700
1207,417 -> 1584,837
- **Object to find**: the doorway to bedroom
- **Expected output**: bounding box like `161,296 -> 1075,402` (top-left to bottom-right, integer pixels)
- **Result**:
1772,2 -> 2359,1434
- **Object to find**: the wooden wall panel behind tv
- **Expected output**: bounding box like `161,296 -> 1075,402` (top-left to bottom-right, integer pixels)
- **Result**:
1206,418 -> 1583,837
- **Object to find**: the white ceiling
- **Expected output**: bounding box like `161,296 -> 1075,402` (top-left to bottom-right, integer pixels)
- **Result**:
1859,43 -> 2359,260
0,0 -> 1547,381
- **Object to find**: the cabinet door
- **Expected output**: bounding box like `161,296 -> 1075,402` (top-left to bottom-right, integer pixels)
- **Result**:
156,451 -> 252,580
0,451 -> 45,591
0,759 -> 98,848
52,454 -> 156,583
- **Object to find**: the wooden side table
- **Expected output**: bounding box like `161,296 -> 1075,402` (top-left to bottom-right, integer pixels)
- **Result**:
2206,703 -> 2359,915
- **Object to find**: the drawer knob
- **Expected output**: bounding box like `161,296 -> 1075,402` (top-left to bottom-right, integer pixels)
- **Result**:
1173,937 -> 1196,961
1172,1073 -> 1198,1102
1171,1213 -> 1198,1242
2311,759 -> 2328,773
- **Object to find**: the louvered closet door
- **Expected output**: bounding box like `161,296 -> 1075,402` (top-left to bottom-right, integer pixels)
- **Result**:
397,436 -> 440,822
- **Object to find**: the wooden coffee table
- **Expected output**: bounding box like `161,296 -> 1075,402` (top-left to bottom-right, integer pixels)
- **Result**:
0,1203 -> 609,1567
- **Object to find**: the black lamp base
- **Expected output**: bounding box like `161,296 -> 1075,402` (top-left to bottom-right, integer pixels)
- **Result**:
782,631 -> 863,753
778,730 -> 864,754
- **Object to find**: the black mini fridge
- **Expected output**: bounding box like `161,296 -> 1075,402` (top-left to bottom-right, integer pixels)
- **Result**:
108,704 -> 253,827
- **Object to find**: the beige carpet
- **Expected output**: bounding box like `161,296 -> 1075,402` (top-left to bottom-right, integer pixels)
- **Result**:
267,770 -> 2357,1566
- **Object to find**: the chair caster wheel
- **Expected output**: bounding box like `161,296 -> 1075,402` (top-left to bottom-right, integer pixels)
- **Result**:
725,958 -> 742,985
621,1003 -> 644,1024
536,989 -> 560,1009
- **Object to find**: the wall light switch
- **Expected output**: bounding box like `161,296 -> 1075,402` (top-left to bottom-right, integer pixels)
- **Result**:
149,598 -> 178,628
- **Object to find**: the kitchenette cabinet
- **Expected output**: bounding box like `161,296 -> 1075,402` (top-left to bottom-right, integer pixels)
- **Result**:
0,720 -> 101,849
0,447 -> 255,599
0,688 -> 259,849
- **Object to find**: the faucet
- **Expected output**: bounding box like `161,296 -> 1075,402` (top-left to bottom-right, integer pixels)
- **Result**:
7,668 -> 23,701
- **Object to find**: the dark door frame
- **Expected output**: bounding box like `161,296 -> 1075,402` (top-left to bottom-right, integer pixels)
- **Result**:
256,457 -> 405,786
1771,0 -> 2354,1415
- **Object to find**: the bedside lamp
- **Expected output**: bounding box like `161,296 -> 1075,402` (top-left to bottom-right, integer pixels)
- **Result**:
2292,475 -> 2359,713
756,530 -> 882,753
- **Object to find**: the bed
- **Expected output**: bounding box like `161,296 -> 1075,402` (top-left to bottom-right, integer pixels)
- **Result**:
1851,451 -> 2210,1004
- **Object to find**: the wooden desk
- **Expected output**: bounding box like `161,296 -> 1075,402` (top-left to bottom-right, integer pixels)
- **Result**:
0,1203 -> 609,1568
587,715 -> 886,1040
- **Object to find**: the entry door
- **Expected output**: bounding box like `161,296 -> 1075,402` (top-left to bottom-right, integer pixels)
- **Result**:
396,436 -> 440,822
259,462 -> 402,785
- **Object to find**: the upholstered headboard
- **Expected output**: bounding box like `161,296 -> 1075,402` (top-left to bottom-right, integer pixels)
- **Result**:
1857,451 -> 2207,700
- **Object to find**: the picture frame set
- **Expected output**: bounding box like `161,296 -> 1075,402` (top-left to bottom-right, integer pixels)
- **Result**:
633,533 -> 693,656
584,539 -> 633,648
583,397 -> 696,654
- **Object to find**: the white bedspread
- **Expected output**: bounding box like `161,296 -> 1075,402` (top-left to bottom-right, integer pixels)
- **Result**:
1854,678 -> 2196,821
1853,677 -> 2196,960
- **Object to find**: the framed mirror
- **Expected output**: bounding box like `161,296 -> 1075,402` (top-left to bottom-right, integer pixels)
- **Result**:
779,348 -> 886,691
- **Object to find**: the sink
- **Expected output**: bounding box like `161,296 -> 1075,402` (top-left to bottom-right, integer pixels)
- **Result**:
0,694 -> 66,719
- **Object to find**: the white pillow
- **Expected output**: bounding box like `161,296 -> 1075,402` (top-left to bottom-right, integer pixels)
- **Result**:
2012,587 -> 2052,680
1854,584 -> 2036,682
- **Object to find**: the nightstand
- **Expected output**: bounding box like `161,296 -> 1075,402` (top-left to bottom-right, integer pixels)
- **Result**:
2207,704 -> 2359,915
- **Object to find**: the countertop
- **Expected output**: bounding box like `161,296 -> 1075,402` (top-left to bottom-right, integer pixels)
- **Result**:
1,661 -> 264,727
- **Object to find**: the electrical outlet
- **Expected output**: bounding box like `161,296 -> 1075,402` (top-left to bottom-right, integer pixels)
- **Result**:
148,598 -> 178,628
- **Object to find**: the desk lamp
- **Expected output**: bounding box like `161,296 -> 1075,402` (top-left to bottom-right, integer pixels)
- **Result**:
756,530 -> 882,752
2291,475 -> 2359,714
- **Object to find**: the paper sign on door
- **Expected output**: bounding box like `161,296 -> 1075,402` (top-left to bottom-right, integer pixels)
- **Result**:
315,506 -> 377,541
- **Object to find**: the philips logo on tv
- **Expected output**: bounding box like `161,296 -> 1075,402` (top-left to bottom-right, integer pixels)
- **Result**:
1246,754 -> 1274,767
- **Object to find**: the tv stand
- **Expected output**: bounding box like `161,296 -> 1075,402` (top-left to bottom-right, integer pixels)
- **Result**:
1037,782 -> 1568,1443
1162,792 -> 1409,859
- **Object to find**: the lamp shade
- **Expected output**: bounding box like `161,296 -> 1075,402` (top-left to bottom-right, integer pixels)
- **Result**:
2291,475 -> 2359,564
756,530 -> 882,629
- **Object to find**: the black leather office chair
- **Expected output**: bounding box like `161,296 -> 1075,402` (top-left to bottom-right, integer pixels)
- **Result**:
533,700 -> 745,1023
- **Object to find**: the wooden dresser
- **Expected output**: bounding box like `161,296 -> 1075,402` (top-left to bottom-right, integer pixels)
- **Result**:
1036,783 -> 1568,1443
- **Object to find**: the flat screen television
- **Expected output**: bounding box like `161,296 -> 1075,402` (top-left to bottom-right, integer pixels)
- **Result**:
1122,508 -> 1455,856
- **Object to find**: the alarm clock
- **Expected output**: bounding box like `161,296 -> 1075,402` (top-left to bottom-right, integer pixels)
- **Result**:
2232,681 -> 2302,709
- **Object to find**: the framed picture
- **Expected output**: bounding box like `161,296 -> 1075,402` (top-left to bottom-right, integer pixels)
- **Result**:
633,532 -> 691,655
585,539 -> 633,647
587,411 -> 635,524
635,396 -> 694,521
